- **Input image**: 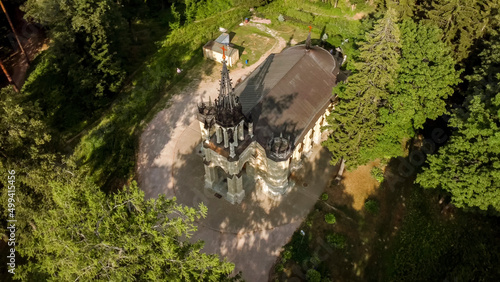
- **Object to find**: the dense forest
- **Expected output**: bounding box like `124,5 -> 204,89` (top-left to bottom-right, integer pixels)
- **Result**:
1,0 -> 499,281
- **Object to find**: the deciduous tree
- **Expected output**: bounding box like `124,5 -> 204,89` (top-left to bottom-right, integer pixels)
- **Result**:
370,19 -> 460,158
416,34 -> 500,211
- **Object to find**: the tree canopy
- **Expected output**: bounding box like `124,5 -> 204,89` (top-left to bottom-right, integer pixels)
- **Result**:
369,19 -> 460,159
11,176 -> 235,281
323,8 -> 401,168
416,33 -> 500,211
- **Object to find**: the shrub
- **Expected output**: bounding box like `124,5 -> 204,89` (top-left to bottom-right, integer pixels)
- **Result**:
275,263 -> 284,272
282,249 -> 292,262
320,193 -> 329,201
306,218 -> 313,227
310,254 -> 321,266
370,166 -> 384,183
306,269 -> 322,282
324,213 -> 336,224
365,199 -> 380,215
326,233 -> 346,249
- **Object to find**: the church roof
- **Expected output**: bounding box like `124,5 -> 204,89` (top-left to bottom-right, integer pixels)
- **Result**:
234,44 -> 339,150
203,41 -> 238,56
215,33 -> 231,45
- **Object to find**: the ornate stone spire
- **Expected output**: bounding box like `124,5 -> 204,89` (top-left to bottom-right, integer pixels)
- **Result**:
214,46 -> 245,128
305,25 -> 312,50
217,58 -> 237,110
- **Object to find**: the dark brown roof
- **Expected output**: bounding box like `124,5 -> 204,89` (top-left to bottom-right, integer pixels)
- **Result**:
234,45 -> 339,154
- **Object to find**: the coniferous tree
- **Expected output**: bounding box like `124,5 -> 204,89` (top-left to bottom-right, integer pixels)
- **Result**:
425,0 -> 498,62
324,9 -> 401,168
416,34 -> 500,211
386,0 -> 418,20
369,19 -> 461,158
13,178 -> 236,281
21,0 -> 129,130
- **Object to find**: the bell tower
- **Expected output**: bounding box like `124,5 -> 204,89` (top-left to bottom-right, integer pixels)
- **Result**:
212,46 -> 246,153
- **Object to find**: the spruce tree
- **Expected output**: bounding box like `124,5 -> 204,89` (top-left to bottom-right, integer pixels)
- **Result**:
14,177 -> 236,280
425,0 -> 498,62
324,9 -> 401,168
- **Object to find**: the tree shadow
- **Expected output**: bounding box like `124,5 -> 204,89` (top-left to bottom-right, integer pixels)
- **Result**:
74,41 -> 209,191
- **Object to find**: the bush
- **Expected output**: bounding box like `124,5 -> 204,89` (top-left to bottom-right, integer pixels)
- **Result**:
326,233 -> 346,249
370,166 -> 384,183
324,213 -> 336,224
365,199 -> 380,215
282,249 -> 292,262
320,193 -> 329,201
306,269 -> 322,282
275,263 -> 284,272
310,254 -> 321,266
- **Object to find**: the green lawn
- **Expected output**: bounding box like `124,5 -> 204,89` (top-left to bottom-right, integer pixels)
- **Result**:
230,25 -> 276,68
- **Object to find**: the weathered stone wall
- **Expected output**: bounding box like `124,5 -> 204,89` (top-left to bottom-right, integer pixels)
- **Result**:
201,101 -> 335,204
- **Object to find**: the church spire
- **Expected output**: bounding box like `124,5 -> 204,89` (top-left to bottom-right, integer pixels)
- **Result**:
213,46 -> 245,128
305,25 -> 312,50
217,46 -> 237,110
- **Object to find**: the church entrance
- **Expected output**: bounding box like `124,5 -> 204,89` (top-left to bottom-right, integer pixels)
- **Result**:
212,166 -> 230,197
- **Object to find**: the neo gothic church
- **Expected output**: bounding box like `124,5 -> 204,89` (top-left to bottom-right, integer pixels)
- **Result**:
197,33 -> 340,204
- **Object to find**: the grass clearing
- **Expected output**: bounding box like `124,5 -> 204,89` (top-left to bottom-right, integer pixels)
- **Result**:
342,160 -> 381,210
230,25 -> 276,68
269,22 -> 320,45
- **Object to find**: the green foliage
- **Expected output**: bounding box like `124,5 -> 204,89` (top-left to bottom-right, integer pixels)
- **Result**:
306,269 -> 322,282
324,213 -> 336,224
424,0 -> 499,62
194,0 -> 233,20
324,8 -> 401,168
370,19 -> 460,159
282,230 -> 312,263
370,166 -> 384,183
21,0 -> 129,132
282,249 -> 292,262
169,3 -> 181,30
275,263 -> 284,272
320,193 -> 329,201
364,199 -> 380,214
326,233 -> 346,249
416,33 -> 500,211
14,177 -> 234,280
0,87 -> 51,162
386,0 -> 421,20
387,189 -> 500,281
285,8 -> 314,23
326,16 -> 461,168
309,254 -> 321,266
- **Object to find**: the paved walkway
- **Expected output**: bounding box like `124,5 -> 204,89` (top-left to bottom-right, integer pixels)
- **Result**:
137,25 -> 339,281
